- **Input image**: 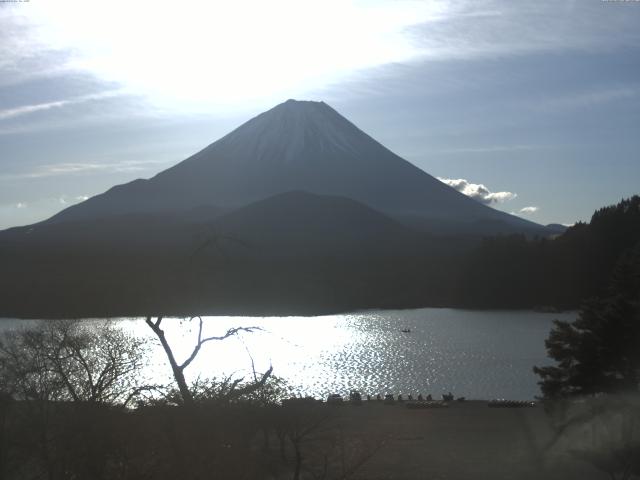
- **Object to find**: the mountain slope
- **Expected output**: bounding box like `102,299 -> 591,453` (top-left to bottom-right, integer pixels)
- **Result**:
210,190 -> 427,258
0,191 -> 459,317
47,99 -> 543,235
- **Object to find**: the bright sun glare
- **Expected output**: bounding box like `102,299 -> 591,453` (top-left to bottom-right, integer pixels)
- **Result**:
21,0 -> 448,112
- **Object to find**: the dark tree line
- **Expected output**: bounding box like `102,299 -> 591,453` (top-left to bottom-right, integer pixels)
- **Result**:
0,194 -> 637,317
458,196 -> 640,309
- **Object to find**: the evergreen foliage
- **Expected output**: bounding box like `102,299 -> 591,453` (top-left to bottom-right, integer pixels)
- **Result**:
459,196 -> 640,308
534,241 -> 640,398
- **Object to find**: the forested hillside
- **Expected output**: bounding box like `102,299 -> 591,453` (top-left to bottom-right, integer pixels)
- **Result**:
458,196 -> 640,308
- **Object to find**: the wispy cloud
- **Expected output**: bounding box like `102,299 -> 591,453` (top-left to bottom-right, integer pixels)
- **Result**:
4,0 -> 635,116
526,85 -> 640,113
438,177 -> 517,205
0,99 -> 69,121
1,159 -> 171,180
35,160 -> 159,176
433,144 -> 543,155
0,90 -> 124,121
410,1 -> 640,62
38,163 -> 119,176
0,1 -> 445,113
3,0 -> 639,119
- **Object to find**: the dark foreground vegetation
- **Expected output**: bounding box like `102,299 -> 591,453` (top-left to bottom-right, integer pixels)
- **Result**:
5,394 -> 639,480
0,195 -> 638,318
2,318 -> 638,480
0,392 -> 389,480
0,319 -> 384,480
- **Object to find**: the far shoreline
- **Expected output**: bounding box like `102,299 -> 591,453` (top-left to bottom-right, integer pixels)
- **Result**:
0,304 -> 578,321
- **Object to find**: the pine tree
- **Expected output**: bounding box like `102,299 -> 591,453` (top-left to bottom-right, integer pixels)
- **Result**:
534,242 -> 640,398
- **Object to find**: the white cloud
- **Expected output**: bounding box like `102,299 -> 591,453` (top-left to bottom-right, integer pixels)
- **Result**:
57,194 -> 89,205
3,0 -> 639,117
437,177 -> 517,205
15,202 -> 27,209
518,206 -> 539,214
1,0 -> 450,113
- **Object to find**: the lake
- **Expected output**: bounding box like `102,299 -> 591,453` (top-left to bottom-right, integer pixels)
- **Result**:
0,308 -> 576,400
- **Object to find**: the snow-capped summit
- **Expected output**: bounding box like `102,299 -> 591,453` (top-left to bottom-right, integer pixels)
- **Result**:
212,99 -> 365,164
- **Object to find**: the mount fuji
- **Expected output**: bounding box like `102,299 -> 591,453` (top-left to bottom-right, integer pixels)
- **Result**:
0,100 -> 551,316
46,99 -> 543,235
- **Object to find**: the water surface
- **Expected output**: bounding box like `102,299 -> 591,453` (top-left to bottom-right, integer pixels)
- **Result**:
0,308 -> 575,400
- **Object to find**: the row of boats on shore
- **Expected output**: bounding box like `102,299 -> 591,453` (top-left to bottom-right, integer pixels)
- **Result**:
320,391 -> 536,408
326,391 -> 456,405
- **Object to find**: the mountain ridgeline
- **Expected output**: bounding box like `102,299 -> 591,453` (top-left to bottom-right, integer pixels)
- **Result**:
0,100 -> 635,317
47,100 -> 544,235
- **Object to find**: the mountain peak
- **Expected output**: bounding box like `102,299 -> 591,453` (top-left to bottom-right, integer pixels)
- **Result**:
282,98 -> 325,106
276,99 -> 333,114
206,99 -> 369,165
268,98 -> 335,120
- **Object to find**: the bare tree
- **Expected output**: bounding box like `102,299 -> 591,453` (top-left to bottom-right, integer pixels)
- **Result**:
145,316 -> 272,406
0,320 -> 148,406
0,320 -> 151,480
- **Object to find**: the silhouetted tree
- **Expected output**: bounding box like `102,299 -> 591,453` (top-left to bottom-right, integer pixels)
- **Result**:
0,320 -> 149,480
534,242 -> 640,398
0,320 -> 148,405
145,316 -> 272,406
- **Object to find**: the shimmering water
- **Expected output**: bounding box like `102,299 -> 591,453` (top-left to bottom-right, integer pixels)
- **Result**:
0,308 -> 576,400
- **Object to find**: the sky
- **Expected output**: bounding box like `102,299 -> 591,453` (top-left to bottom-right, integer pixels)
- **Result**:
1,0 -> 639,229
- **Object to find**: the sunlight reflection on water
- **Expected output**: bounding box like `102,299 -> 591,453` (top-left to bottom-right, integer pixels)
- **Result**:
0,308 -> 576,400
